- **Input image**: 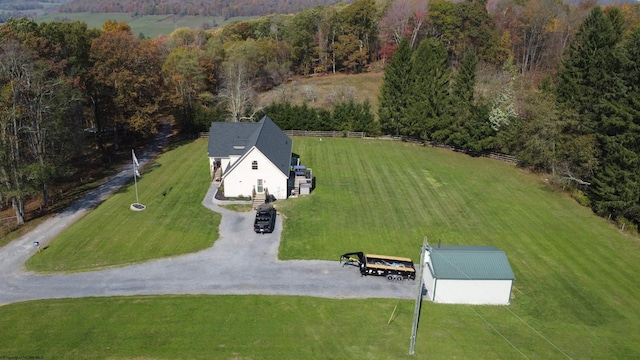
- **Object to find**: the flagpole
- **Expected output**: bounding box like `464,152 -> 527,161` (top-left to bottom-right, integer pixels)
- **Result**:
130,149 -> 145,211
133,149 -> 139,204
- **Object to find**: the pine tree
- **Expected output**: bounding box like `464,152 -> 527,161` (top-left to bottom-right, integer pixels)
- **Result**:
448,49 -> 478,148
378,38 -> 412,136
556,7 -> 623,135
557,6 -> 640,224
406,37 -> 450,141
452,50 -> 477,105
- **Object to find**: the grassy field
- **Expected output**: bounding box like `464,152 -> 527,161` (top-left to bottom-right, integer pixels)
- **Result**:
35,13 -> 252,38
2,136 -> 640,358
259,71 -> 384,111
25,139 -> 220,272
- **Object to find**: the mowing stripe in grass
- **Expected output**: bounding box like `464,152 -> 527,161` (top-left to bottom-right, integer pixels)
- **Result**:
25,139 -> 220,272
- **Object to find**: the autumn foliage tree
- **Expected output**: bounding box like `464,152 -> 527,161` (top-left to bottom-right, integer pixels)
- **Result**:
88,20 -> 164,151
0,19 -> 86,223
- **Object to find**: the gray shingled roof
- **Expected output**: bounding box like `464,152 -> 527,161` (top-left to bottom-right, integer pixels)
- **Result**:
428,246 -> 515,280
208,116 -> 292,176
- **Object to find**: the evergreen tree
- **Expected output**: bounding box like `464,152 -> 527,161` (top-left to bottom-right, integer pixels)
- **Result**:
590,138 -> 640,222
622,27 -> 640,155
452,50 -> 477,105
333,100 -> 375,133
406,37 -> 450,141
378,38 -> 412,136
316,108 -> 335,131
557,6 -> 640,224
556,7 -> 623,134
448,49 -> 478,148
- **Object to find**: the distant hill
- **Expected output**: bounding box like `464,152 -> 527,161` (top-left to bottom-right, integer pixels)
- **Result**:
58,0 -> 354,19
0,0 -> 69,22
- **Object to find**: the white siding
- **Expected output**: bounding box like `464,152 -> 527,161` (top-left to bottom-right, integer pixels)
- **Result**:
221,158 -> 232,173
424,261 -> 438,302
423,251 -> 513,305
223,147 -> 288,199
428,279 -> 512,305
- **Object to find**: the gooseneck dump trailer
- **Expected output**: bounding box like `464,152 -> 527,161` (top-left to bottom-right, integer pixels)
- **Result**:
340,251 -> 416,281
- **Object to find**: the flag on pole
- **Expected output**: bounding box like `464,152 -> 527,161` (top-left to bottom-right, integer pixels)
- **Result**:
132,150 -> 141,178
132,150 -> 139,167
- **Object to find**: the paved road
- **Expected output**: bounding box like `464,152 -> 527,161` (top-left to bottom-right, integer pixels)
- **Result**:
0,132 -> 417,306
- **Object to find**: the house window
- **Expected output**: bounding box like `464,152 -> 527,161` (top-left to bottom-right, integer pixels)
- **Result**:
252,161 -> 258,170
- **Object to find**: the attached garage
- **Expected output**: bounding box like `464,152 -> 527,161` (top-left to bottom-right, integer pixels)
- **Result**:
423,246 -> 515,305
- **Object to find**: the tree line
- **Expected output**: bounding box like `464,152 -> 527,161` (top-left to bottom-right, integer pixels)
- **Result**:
3,0 -> 640,230
376,4 -> 640,230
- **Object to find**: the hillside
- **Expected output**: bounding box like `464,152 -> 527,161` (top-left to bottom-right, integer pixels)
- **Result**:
58,0 -> 354,18
257,64 -> 509,116
259,71 -> 385,112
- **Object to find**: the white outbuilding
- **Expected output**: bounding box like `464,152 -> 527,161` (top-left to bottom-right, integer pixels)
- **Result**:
423,246 -> 515,305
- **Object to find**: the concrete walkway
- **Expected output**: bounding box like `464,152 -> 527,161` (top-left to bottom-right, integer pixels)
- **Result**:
0,132 -> 416,306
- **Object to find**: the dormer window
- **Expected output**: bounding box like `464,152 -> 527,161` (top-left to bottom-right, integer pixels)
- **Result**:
252,161 -> 258,170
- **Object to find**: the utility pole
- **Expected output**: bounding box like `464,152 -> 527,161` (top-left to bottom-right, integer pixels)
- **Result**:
409,236 -> 428,355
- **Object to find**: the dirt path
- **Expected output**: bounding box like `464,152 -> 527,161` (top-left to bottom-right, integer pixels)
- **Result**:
0,130 -> 417,306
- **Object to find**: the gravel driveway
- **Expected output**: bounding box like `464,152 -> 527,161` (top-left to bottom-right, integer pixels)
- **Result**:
0,132 -> 417,306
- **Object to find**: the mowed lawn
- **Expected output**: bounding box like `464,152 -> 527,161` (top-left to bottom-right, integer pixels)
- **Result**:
280,137 -> 640,358
2,136 -> 639,358
25,139 -> 220,272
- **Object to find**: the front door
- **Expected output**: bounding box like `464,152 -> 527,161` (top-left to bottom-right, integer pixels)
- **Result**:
257,179 -> 263,193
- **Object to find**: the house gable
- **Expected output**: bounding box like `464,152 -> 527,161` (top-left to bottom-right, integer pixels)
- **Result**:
208,116 -> 293,199
208,116 -> 292,177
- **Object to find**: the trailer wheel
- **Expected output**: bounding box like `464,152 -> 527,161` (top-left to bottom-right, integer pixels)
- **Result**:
386,275 -> 394,281
396,276 -> 404,282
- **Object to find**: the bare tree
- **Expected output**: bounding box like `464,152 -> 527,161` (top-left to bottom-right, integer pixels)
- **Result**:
218,58 -> 258,122
302,85 -> 317,102
325,85 -> 356,106
379,0 -> 429,47
0,41 -> 32,224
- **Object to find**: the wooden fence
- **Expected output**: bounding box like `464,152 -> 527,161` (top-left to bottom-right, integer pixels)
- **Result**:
284,130 -> 365,138
200,130 -> 519,165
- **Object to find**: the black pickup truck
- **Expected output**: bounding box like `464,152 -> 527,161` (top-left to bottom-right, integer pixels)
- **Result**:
254,204 -> 276,233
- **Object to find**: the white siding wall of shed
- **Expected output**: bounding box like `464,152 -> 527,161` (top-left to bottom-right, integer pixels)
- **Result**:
424,253 -> 513,305
424,262 -> 438,302
223,147 -> 288,199
429,279 -> 512,305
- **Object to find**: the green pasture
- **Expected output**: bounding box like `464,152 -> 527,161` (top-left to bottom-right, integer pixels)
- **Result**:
4,136 -> 640,358
25,139 -> 220,272
35,13 -> 249,38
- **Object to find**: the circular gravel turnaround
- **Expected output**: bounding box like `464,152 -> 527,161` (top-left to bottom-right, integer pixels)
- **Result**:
0,130 -> 416,306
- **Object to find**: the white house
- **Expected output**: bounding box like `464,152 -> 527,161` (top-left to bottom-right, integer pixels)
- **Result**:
208,116 -> 292,200
423,246 -> 515,305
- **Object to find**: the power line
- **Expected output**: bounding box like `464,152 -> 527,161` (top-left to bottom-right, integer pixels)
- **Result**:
501,306 -> 573,359
469,306 -> 530,359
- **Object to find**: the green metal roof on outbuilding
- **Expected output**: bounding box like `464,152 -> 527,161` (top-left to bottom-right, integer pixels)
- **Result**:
428,246 -> 515,280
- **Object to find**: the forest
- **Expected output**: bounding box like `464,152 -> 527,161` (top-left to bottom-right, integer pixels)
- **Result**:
2,0 -> 640,232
